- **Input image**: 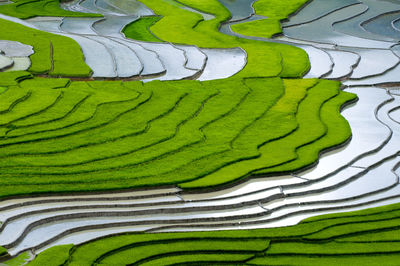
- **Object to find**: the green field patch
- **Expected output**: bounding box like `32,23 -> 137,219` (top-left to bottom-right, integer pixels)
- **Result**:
0,0 -> 101,19
180,79 -> 349,188
249,253 -> 400,266
231,0 -> 309,39
26,245 -> 73,266
0,19 -> 91,76
2,81 -> 143,139
0,77 -> 69,126
0,75 -> 355,197
140,253 -> 253,265
1,251 -> 31,266
251,0 -> 309,36
0,246 -> 7,257
254,82 -> 357,175
337,227 -> 400,242
97,239 -> 266,265
0,86 -> 7,94
122,16 -> 162,42
24,202 -> 400,266
231,18 -> 282,39
137,0 -> 310,78
0,71 -> 32,86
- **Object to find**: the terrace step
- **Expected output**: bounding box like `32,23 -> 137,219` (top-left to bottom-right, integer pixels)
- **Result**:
393,17 -> 400,32
103,0 -> 153,16
0,40 -> 33,57
353,94 -> 400,167
92,15 -> 138,37
324,50 -> 360,79
3,0 -> 400,258
113,38 -> 165,77
87,35 -> 143,78
142,42 -> 198,81
283,0 -> 360,27
333,0 -> 400,43
61,0 -> 95,14
283,4 -> 395,49
218,0 -> 256,22
284,160 -> 398,199
3,57 -> 31,72
94,0 -> 127,16
197,48 -> 246,81
344,63 -> 400,86
79,0 -> 108,15
300,44 -> 333,78
0,54 -> 13,71
174,45 -> 207,73
361,11 -> 400,42
345,48 -> 400,80
63,33 -> 117,77
60,17 -> 101,35
389,105 -> 400,124
3,204 -> 267,255
154,159 -> 400,232
300,87 -> 391,180
262,159 -> 400,224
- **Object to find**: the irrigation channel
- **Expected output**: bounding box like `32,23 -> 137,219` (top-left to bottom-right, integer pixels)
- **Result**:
1,0 -> 400,258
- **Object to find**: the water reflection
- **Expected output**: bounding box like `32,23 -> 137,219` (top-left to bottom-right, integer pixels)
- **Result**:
3,0 -> 400,256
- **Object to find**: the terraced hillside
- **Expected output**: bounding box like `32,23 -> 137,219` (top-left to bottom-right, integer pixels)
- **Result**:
0,0 -> 348,197
0,72 -> 354,197
1,0 -> 400,265
22,202 -> 400,265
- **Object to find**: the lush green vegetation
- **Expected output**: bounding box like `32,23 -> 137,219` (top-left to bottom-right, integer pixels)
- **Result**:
231,18 -> 282,39
26,245 -> 73,266
0,18 -> 92,77
21,202 -> 400,265
0,1 -> 354,196
0,71 -> 32,86
122,16 -> 163,42
0,73 -> 354,197
1,251 -> 31,266
0,0 -> 355,200
137,0 -> 310,78
0,246 -> 8,257
0,0 -> 101,19
231,0 -> 309,38
0,1 -> 390,265
180,80 -> 356,188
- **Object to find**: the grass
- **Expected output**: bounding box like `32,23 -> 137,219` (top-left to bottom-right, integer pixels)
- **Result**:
0,0 -> 101,19
254,88 -> 357,175
232,0 -> 310,39
122,16 -> 163,42
0,74 -> 354,197
180,80 -> 352,188
0,2 -> 392,266
95,239 -> 266,265
137,0 -> 310,78
0,18 -> 91,77
0,71 -> 32,86
250,254 -> 400,266
0,246 -> 7,257
231,18 -> 282,39
26,245 -> 73,266
0,0 -> 354,198
1,251 -> 31,266
21,202 -> 400,266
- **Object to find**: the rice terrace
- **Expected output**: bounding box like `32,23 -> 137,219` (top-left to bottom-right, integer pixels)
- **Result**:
1,0 -> 400,264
